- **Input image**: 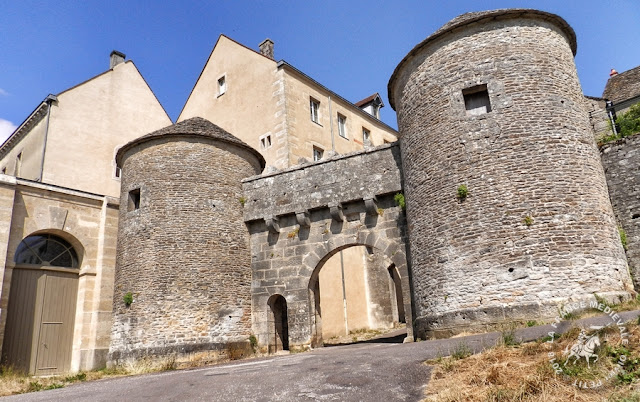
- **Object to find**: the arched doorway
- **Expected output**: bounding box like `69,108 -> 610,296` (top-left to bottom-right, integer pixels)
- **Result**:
2,234 -> 80,375
267,294 -> 289,353
309,245 -> 404,345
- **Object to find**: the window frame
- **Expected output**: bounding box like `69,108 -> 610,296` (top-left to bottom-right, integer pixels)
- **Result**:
337,114 -> 347,139
362,127 -> 371,145
260,134 -> 272,150
312,146 -> 324,161
217,75 -> 227,97
310,98 -> 320,124
128,188 -> 141,212
462,84 -> 491,116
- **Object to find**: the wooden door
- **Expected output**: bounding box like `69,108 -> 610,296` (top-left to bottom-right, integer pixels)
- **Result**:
2,267 -> 78,375
34,271 -> 78,375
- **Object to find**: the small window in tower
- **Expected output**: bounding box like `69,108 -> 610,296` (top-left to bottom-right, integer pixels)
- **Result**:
1,166 -> 6,174
313,146 -> 324,161
463,84 -> 491,116
114,166 -> 121,179
217,76 -> 226,96
128,188 -> 141,212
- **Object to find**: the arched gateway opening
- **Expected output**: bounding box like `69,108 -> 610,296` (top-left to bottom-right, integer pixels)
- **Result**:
2,234 -> 81,375
308,245 -> 406,346
267,294 -> 289,353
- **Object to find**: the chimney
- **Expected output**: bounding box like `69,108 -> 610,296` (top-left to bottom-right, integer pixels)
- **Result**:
610,68 -> 619,77
110,50 -> 126,69
259,39 -> 274,60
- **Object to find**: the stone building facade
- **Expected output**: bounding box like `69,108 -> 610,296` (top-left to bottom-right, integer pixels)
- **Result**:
0,52 -> 171,374
2,7 -> 640,374
387,9 -> 633,338
109,118 -> 264,364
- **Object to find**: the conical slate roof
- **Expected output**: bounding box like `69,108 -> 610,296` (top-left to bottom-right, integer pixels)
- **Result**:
116,117 -> 265,169
388,9 -> 577,110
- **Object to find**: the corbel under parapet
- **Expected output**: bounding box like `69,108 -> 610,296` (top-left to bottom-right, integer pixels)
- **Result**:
328,202 -> 344,222
296,210 -> 311,227
364,196 -> 378,216
265,215 -> 280,233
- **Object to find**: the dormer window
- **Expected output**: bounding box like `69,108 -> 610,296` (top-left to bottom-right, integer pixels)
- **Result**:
355,93 -> 384,120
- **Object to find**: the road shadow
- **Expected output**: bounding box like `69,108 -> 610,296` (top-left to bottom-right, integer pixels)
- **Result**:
323,329 -> 407,347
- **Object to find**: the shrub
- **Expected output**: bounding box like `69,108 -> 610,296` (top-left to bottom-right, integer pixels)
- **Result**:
123,292 -> 133,307
620,226 -> 628,251
617,103 -> 640,137
456,184 -> 469,201
393,193 -> 406,210
523,216 -> 534,227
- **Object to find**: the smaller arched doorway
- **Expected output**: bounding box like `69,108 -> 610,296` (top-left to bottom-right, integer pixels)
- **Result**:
2,234 -> 80,375
267,294 -> 289,353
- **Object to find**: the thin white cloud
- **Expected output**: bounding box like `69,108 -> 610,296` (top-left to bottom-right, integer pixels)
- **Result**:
0,88 -> 9,97
0,118 -> 18,144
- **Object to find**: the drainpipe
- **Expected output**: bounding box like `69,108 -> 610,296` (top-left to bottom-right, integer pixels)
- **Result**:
340,250 -> 349,335
38,94 -> 57,182
329,96 -> 335,152
605,100 -> 618,137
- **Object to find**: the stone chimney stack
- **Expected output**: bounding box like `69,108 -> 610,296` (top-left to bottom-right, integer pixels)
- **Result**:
259,39 -> 274,60
110,50 -> 126,69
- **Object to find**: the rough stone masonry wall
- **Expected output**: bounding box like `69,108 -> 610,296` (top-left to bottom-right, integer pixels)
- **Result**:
601,134 -> 640,290
242,144 -> 413,346
109,139 -> 259,365
391,15 -> 633,338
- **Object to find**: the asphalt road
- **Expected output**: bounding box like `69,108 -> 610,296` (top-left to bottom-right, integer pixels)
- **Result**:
6,310 -> 640,402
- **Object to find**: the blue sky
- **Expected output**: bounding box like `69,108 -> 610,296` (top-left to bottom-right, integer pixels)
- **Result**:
1,1 -> 639,142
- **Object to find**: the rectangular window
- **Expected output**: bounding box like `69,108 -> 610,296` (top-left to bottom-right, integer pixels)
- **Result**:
362,127 -> 371,144
313,146 -> 324,161
114,166 -> 121,179
128,188 -> 141,212
310,98 -> 320,123
217,76 -> 226,96
260,134 -> 272,149
338,114 -> 347,138
463,84 -> 491,116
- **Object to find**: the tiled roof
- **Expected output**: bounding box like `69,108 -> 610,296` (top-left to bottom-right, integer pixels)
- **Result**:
355,93 -> 383,108
603,65 -> 640,104
116,117 -> 265,168
388,9 -> 577,110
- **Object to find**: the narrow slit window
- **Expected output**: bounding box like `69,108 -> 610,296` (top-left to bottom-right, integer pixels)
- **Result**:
218,76 -> 226,96
128,188 -> 141,212
463,84 -> 491,116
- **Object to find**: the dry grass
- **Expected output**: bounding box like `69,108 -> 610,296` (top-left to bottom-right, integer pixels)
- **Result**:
0,356 -> 177,397
424,320 -> 640,401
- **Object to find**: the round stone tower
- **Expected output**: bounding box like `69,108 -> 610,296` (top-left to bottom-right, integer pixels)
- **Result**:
109,117 -> 264,365
388,9 -> 633,338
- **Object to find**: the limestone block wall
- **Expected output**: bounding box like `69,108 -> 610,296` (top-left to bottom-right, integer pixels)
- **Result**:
243,143 -> 412,347
110,123 -> 263,365
0,178 -> 116,372
601,134 -> 640,289
389,10 -> 632,338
